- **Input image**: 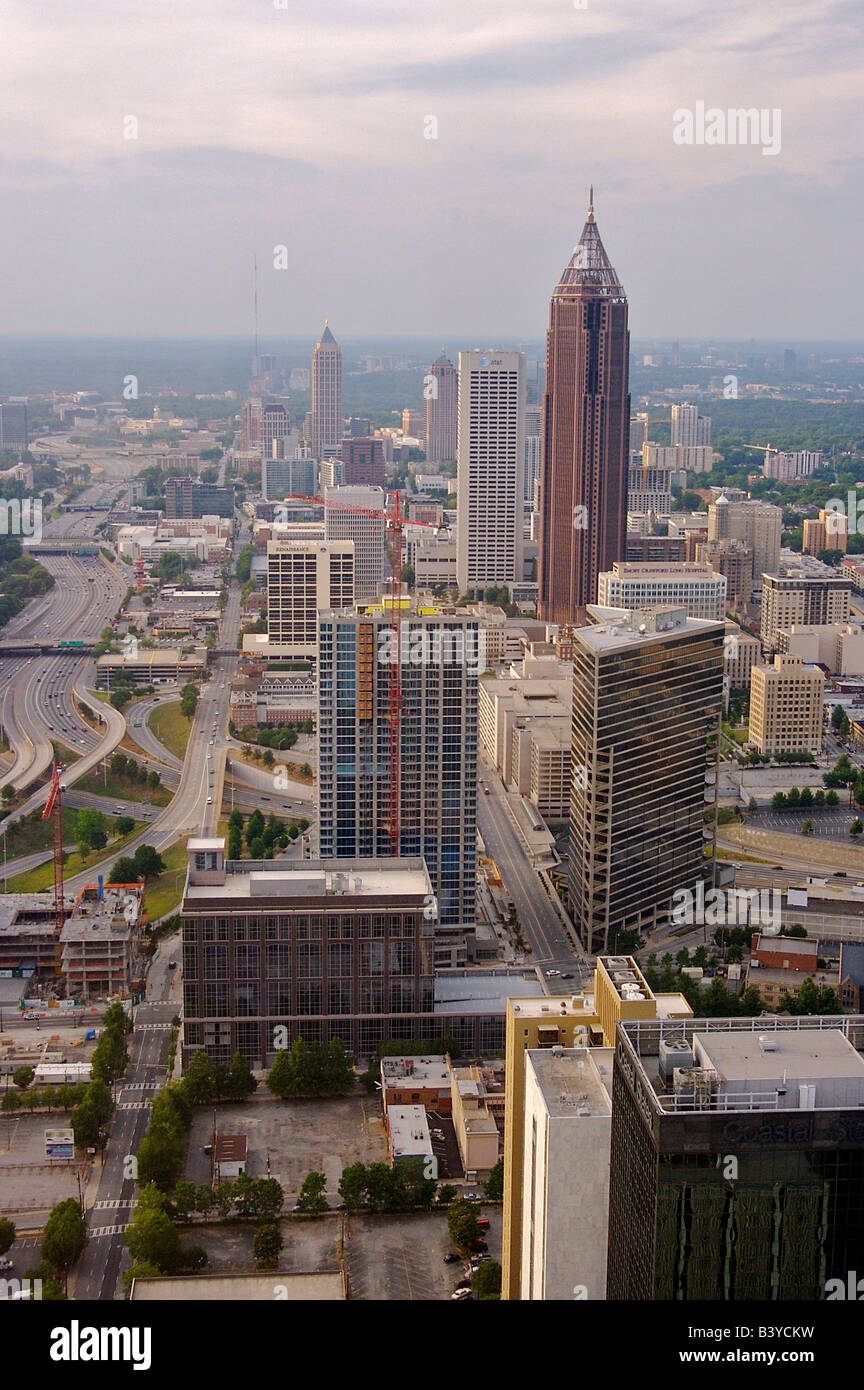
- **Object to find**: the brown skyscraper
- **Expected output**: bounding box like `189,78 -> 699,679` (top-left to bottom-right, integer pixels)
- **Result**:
538,192 -> 630,624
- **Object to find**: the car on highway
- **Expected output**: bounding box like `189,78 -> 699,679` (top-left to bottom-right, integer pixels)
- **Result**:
207,796 -> 213,804
23,1011 -> 40,1020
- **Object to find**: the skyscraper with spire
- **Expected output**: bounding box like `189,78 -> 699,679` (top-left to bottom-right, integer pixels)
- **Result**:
424,350 -> 458,464
311,321 -> 343,458
538,190 -> 630,624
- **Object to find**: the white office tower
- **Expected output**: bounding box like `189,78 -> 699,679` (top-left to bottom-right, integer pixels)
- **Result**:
265,539 -> 354,663
456,349 -> 525,594
524,404 -> 542,505
323,484 -> 386,603
671,402 -> 711,448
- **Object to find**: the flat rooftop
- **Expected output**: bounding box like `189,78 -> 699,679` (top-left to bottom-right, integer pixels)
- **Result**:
578,605 -> 724,653
381,1056 -> 451,1086
434,972 -> 540,1016
388,1105 -> 431,1157
619,1016 -> 864,1115
526,1047 -> 615,1119
187,857 -> 432,902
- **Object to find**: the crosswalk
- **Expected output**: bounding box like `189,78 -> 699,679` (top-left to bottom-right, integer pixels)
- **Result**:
117,1101 -> 151,1111
88,1224 -> 129,1238
93,1198 -> 138,1211
122,1082 -> 161,1091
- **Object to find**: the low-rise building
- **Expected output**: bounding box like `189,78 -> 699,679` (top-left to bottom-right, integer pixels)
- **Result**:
748,654 -> 825,756
213,1133 -> 248,1181
775,622 -> 864,676
380,1055 -> 453,1115
96,648 -> 206,687
386,1105 -> 435,1175
60,883 -> 145,1000
451,1065 -> 500,1178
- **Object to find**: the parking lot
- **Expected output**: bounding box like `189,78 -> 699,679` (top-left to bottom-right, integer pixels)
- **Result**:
0,1111 -> 83,1224
748,808 -> 862,842
182,1094 -> 389,1199
344,1207 -> 501,1300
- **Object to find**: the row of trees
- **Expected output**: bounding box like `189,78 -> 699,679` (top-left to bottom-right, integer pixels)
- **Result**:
267,1037 -> 355,1099
771,787 -> 839,810
226,808 -> 307,861
124,1184 -> 207,1291
109,751 -> 162,793
2,1080 -> 90,1113
180,681 -> 198,718
171,1173 -> 284,1222
238,724 -> 299,751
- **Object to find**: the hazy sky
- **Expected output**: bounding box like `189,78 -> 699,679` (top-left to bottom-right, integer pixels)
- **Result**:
0,0 -> 860,340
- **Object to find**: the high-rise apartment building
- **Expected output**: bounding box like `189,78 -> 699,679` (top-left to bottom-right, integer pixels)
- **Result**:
180,840 -> 435,1065
749,653 -> 825,755
424,352 -> 458,465
266,539 -> 354,662
316,605 -> 478,950
538,193 -> 630,624
596,562 -> 727,622
695,538 -> 754,610
164,478 -> 234,519
670,402 -> 711,448
262,454 -> 317,501
524,404 -> 542,505
608,1015 -> 864,1300
311,321 -> 343,457
0,400 -> 28,450
261,403 -> 290,460
707,496 -> 782,598
569,605 -> 724,953
401,408 -> 424,441
803,509 -> 849,556
456,349 -> 525,594
760,571 -> 852,649
323,484 -> 386,603
340,437 -> 385,487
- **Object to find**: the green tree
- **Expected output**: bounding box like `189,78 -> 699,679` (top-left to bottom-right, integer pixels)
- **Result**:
0,1217 -> 15,1254
108,856 -> 138,884
852,818 -> 864,838
182,1049 -> 220,1104
322,1036 -> 354,1095
42,1199 -> 87,1292
125,1202 -> 181,1273
225,1051 -> 258,1101
13,1065 -> 34,1089
447,1199 -> 482,1253
195,1185 -> 215,1217
437,1184 -> 458,1206
133,844 -> 165,878
75,807 -> 108,853
213,1182 -> 236,1220
339,1163 -> 368,1211
253,1222 -> 283,1269
267,1047 -> 293,1100
738,984 -> 764,1016
296,1170 -> 328,1215
252,1178 -> 285,1221
172,1181 -> 197,1221
472,1259 -> 502,1300
771,792 -> 788,810
115,815 -> 135,836
483,1158 -> 503,1201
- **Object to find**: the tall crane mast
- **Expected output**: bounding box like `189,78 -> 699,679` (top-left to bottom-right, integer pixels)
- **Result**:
42,761 -> 65,935
280,491 -> 449,853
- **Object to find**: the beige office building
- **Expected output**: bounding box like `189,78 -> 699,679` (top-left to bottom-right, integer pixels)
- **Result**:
695,538 -> 753,610
803,509 -> 849,557
707,496 -> 782,597
760,572 -> 852,650
749,654 -> 825,756
456,349 -> 525,594
310,322 -> 343,457
262,539 -> 354,662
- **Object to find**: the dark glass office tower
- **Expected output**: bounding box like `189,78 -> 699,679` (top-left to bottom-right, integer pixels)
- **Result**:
608,1016 -> 864,1301
538,190 -> 630,625
569,605 -> 724,955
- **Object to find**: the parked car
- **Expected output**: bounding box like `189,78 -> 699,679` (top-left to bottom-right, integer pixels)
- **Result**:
477,1218 -> 490,1230
453,1277 -> 471,1289
0,1258 -> 14,1272
443,1252 -> 460,1264
471,1239 -> 488,1252
23,1011 -> 40,1020
451,1288 -> 473,1300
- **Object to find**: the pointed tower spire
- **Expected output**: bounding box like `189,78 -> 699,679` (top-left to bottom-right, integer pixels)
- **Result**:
588,184 -> 594,219
555,194 -> 623,298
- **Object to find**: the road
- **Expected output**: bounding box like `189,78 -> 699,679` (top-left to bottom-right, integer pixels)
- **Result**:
477,762 -> 590,982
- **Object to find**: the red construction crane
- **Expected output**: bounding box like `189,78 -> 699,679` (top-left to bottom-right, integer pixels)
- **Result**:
42,760 -> 65,935
280,491 -> 450,853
